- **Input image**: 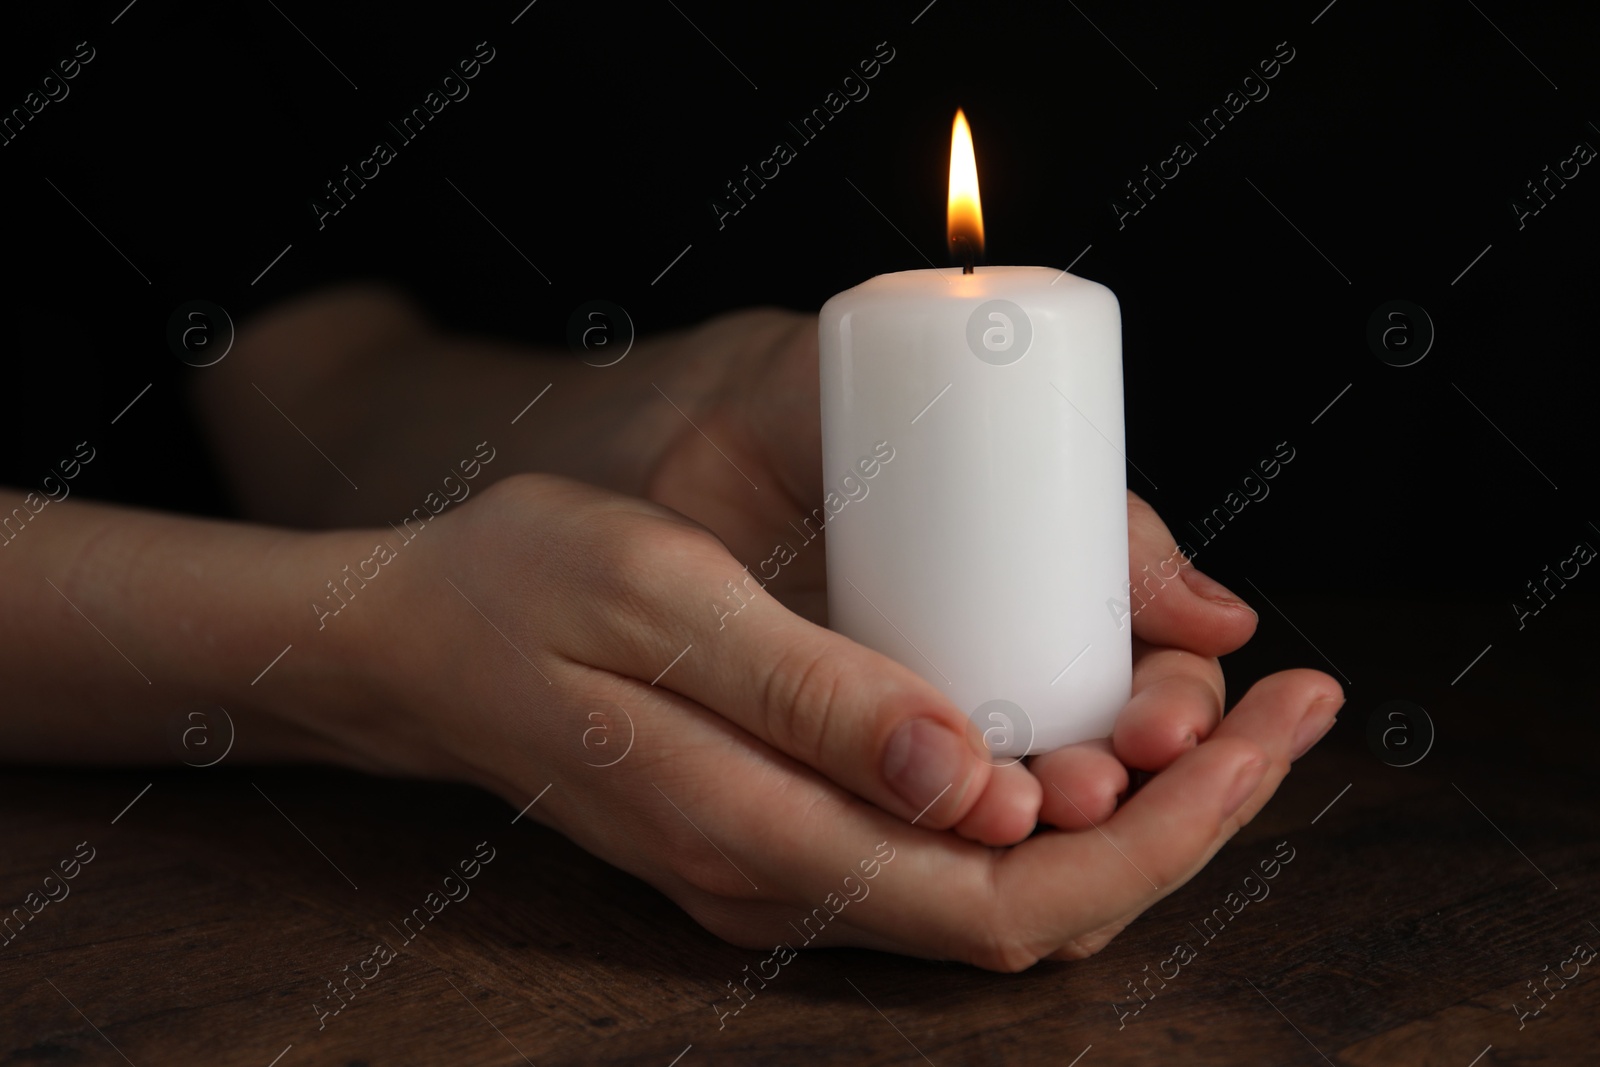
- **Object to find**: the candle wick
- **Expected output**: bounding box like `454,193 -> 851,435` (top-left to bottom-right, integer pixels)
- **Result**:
952,236 -> 975,275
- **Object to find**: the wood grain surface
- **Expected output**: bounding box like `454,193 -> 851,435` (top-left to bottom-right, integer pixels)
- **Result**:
3,595 -> 1596,1065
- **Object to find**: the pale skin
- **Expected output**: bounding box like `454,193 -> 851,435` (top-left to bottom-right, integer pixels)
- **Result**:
0,285 -> 1341,970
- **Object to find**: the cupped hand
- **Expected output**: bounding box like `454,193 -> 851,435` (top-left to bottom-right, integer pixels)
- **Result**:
352,472 -> 1042,847
335,469 -> 1340,970
637,308 -> 1298,829
214,294 -> 1294,853
241,298 -> 1345,969
1033,492 -> 1275,829
382,480 -> 1339,965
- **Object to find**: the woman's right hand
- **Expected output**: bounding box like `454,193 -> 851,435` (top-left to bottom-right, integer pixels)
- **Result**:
319,471 -> 1339,970
338,470 -> 1045,848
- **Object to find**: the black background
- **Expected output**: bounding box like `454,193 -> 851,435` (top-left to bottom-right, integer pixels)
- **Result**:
2,0 -> 1595,606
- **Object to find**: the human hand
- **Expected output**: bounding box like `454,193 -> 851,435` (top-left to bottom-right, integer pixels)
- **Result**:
1031,492 -> 1281,828
666,663 -> 1341,972
225,302 -> 1343,970
213,294 -> 1334,866
331,470 -> 1339,967
340,471 -> 1046,850
637,308 -> 1312,830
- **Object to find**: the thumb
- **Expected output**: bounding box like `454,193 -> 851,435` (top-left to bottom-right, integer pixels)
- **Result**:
579,549 -> 1005,832
688,572 -> 998,830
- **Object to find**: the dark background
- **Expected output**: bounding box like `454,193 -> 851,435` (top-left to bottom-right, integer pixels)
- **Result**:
2,0 -> 1594,598
4,4 -> 1599,1063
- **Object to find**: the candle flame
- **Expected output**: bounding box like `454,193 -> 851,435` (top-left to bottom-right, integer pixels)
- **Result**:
947,108 -> 984,264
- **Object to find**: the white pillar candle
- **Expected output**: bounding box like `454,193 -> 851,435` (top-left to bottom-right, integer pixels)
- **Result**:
817,113 -> 1131,758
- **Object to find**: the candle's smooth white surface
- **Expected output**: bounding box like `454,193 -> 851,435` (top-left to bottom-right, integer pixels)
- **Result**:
819,266 -> 1131,755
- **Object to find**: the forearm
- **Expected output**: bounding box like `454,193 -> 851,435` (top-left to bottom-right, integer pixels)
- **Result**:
0,489 -> 387,767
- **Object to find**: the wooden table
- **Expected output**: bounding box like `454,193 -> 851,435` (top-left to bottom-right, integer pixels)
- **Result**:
4,595 -> 1596,1065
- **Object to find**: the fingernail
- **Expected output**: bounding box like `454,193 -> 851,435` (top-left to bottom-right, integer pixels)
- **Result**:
1223,756 -> 1268,817
1290,696 -> 1344,760
883,719 -> 972,821
1180,565 -> 1251,611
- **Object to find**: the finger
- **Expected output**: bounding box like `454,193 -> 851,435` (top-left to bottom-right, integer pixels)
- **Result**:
1124,491 -> 1256,657
1134,638 -> 1225,708
1031,641 -> 1223,817
1017,670 -> 1336,963
1108,642 -> 1227,771
1203,667 -> 1343,824
1036,670 -> 1338,961
702,580 -> 1043,837
1034,669 -> 1342,962
783,737 -> 1269,971
655,672 -> 1338,971
610,672 -> 1297,971
664,309 -> 826,511
953,759 -> 1043,845
1032,738 -> 1128,830
728,311 -> 824,507
994,735 -> 1269,969
571,680 -> 970,958
603,709 -> 965,963
561,514 -> 1028,835
657,739 -> 1270,971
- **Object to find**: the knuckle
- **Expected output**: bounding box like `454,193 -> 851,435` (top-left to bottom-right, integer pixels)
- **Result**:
1174,670 -> 1224,725
1204,659 -> 1227,713
593,514 -> 725,628
760,641 -> 846,764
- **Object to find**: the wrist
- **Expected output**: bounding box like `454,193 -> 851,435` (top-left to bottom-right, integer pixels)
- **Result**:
227,524 -> 448,777
108,511 -> 424,773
